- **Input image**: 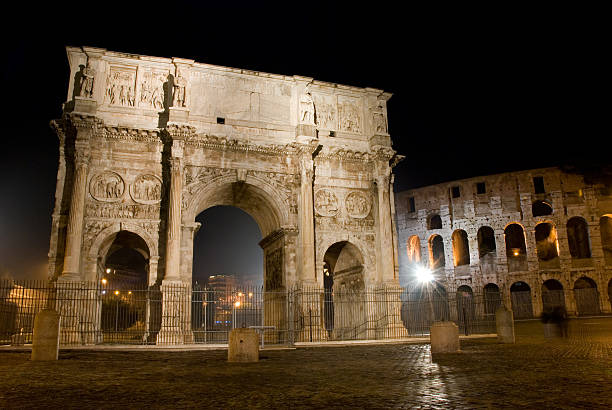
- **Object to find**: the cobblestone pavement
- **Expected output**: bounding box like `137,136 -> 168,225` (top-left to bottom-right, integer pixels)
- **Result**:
0,318 -> 610,409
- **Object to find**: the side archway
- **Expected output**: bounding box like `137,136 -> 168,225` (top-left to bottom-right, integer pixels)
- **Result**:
322,241 -> 366,340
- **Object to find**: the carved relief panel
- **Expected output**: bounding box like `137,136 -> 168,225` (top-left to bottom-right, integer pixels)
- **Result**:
314,187 -> 374,232
345,191 -> 371,219
337,96 -> 362,134
265,247 -> 283,290
130,174 -> 162,204
139,69 -> 167,110
90,172 -> 125,202
105,67 -> 137,107
314,188 -> 339,217
313,93 -> 337,130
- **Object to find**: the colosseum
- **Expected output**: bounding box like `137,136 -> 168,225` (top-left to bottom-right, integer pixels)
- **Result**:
395,167 -> 612,319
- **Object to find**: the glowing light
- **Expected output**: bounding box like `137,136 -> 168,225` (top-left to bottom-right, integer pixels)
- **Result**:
415,266 -> 434,283
101,278 -> 108,285
248,292 -> 253,298
234,301 -> 241,307
114,290 -> 120,295
128,291 -> 132,295
101,290 -> 106,294
106,268 -> 111,274
237,292 -> 243,297
513,250 -> 520,256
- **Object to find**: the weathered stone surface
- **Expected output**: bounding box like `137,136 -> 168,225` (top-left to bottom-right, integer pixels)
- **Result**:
31,309 -> 61,361
495,306 -> 515,343
430,321 -> 460,353
47,47 -> 405,344
395,167 -> 612,317
228,328 -> 259,362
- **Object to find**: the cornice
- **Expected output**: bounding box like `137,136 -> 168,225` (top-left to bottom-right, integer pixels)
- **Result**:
98,126 -> 162,143
258,226 -> 298,248
185,134 -> 300,156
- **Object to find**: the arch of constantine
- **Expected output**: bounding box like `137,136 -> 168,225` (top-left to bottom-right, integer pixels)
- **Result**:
47,46 -> 404,343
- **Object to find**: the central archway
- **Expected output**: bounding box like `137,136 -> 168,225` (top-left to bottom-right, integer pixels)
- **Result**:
183,176 -> 293,289
322,241 -> 366,340
182,177 -> 294,344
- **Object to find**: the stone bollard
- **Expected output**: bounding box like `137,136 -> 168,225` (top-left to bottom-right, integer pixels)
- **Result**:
495,306 -> 515,344
430,321 -> 460,354
228,328 -> 259,363
31,309 -> 61,361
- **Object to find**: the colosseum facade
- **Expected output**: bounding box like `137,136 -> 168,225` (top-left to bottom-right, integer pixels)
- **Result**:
395,167 -> 612,318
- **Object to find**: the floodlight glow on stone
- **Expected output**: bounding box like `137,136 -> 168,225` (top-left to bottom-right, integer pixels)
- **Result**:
415,266 -> 434,283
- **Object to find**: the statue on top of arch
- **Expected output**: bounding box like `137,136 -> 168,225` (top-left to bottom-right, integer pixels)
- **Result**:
172,68 -> 188,108
79,61 -> 95,99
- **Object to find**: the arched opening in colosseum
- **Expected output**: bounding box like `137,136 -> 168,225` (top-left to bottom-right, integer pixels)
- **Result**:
456,285 -> 475,334
429,235 -> 445,270
452,230 -> 470,267
483,283 -> 502,316
532,200 -> 553,217
323,241 -> 365,339
505,223 -> 527,272
510,281 -> 533,319
541,279 -> 565,313
600,215 -> 612,266
535,222 -> 560,268
567,217 -> 591,259
97,231 -> 151,343
428,214 -> 442,230
573,276 -> 601,316
477,226 -> 496,274
407,235 -> 422,263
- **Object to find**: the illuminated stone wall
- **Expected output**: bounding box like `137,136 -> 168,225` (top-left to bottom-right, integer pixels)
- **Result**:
395,167 -> 612,316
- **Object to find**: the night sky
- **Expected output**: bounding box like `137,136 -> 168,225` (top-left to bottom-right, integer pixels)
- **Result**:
1,3 -> 607,282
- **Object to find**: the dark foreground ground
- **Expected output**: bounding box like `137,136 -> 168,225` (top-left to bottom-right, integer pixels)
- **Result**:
1,318 -> 611,409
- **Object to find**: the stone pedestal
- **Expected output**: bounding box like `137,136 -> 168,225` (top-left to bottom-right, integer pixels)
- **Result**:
228,328 -> 259,362
168,107 -> 190,123
31,309 -> 61,361
495,306 -> 515,343
73,97 -> 98,115
430,321 -> 460,354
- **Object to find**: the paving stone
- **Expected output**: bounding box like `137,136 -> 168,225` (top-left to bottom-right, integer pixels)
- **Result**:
0,319 -> 610,408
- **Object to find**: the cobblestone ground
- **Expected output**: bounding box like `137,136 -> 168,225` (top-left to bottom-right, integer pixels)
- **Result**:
0,318 -> 610,409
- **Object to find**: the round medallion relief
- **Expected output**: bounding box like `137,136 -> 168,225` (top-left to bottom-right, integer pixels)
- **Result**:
130,174 -> 162,204
345,191 -> 371,218
90,171 -> 125,202
314,188 -> 339,217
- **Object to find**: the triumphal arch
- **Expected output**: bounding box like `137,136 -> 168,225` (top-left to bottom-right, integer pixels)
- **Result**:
48,46 -> 404,343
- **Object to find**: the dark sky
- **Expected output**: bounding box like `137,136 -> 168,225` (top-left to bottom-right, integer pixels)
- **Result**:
1,2 -> 608,281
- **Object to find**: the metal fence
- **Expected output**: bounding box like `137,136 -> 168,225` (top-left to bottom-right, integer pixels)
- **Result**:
1,279 -> 604,347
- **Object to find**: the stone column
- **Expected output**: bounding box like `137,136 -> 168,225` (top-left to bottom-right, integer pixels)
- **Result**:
159,125 -> 194,344
165,155 -> 183,281
389,175 -> 400,281
298,149 -> 317,284
61,151 -> 89,278
376,173 -> 395,283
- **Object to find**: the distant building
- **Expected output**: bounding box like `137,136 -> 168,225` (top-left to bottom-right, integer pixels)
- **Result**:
395,166 -> 612,318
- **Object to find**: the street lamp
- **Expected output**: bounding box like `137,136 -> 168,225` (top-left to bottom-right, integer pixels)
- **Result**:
415,265 -> 434,283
